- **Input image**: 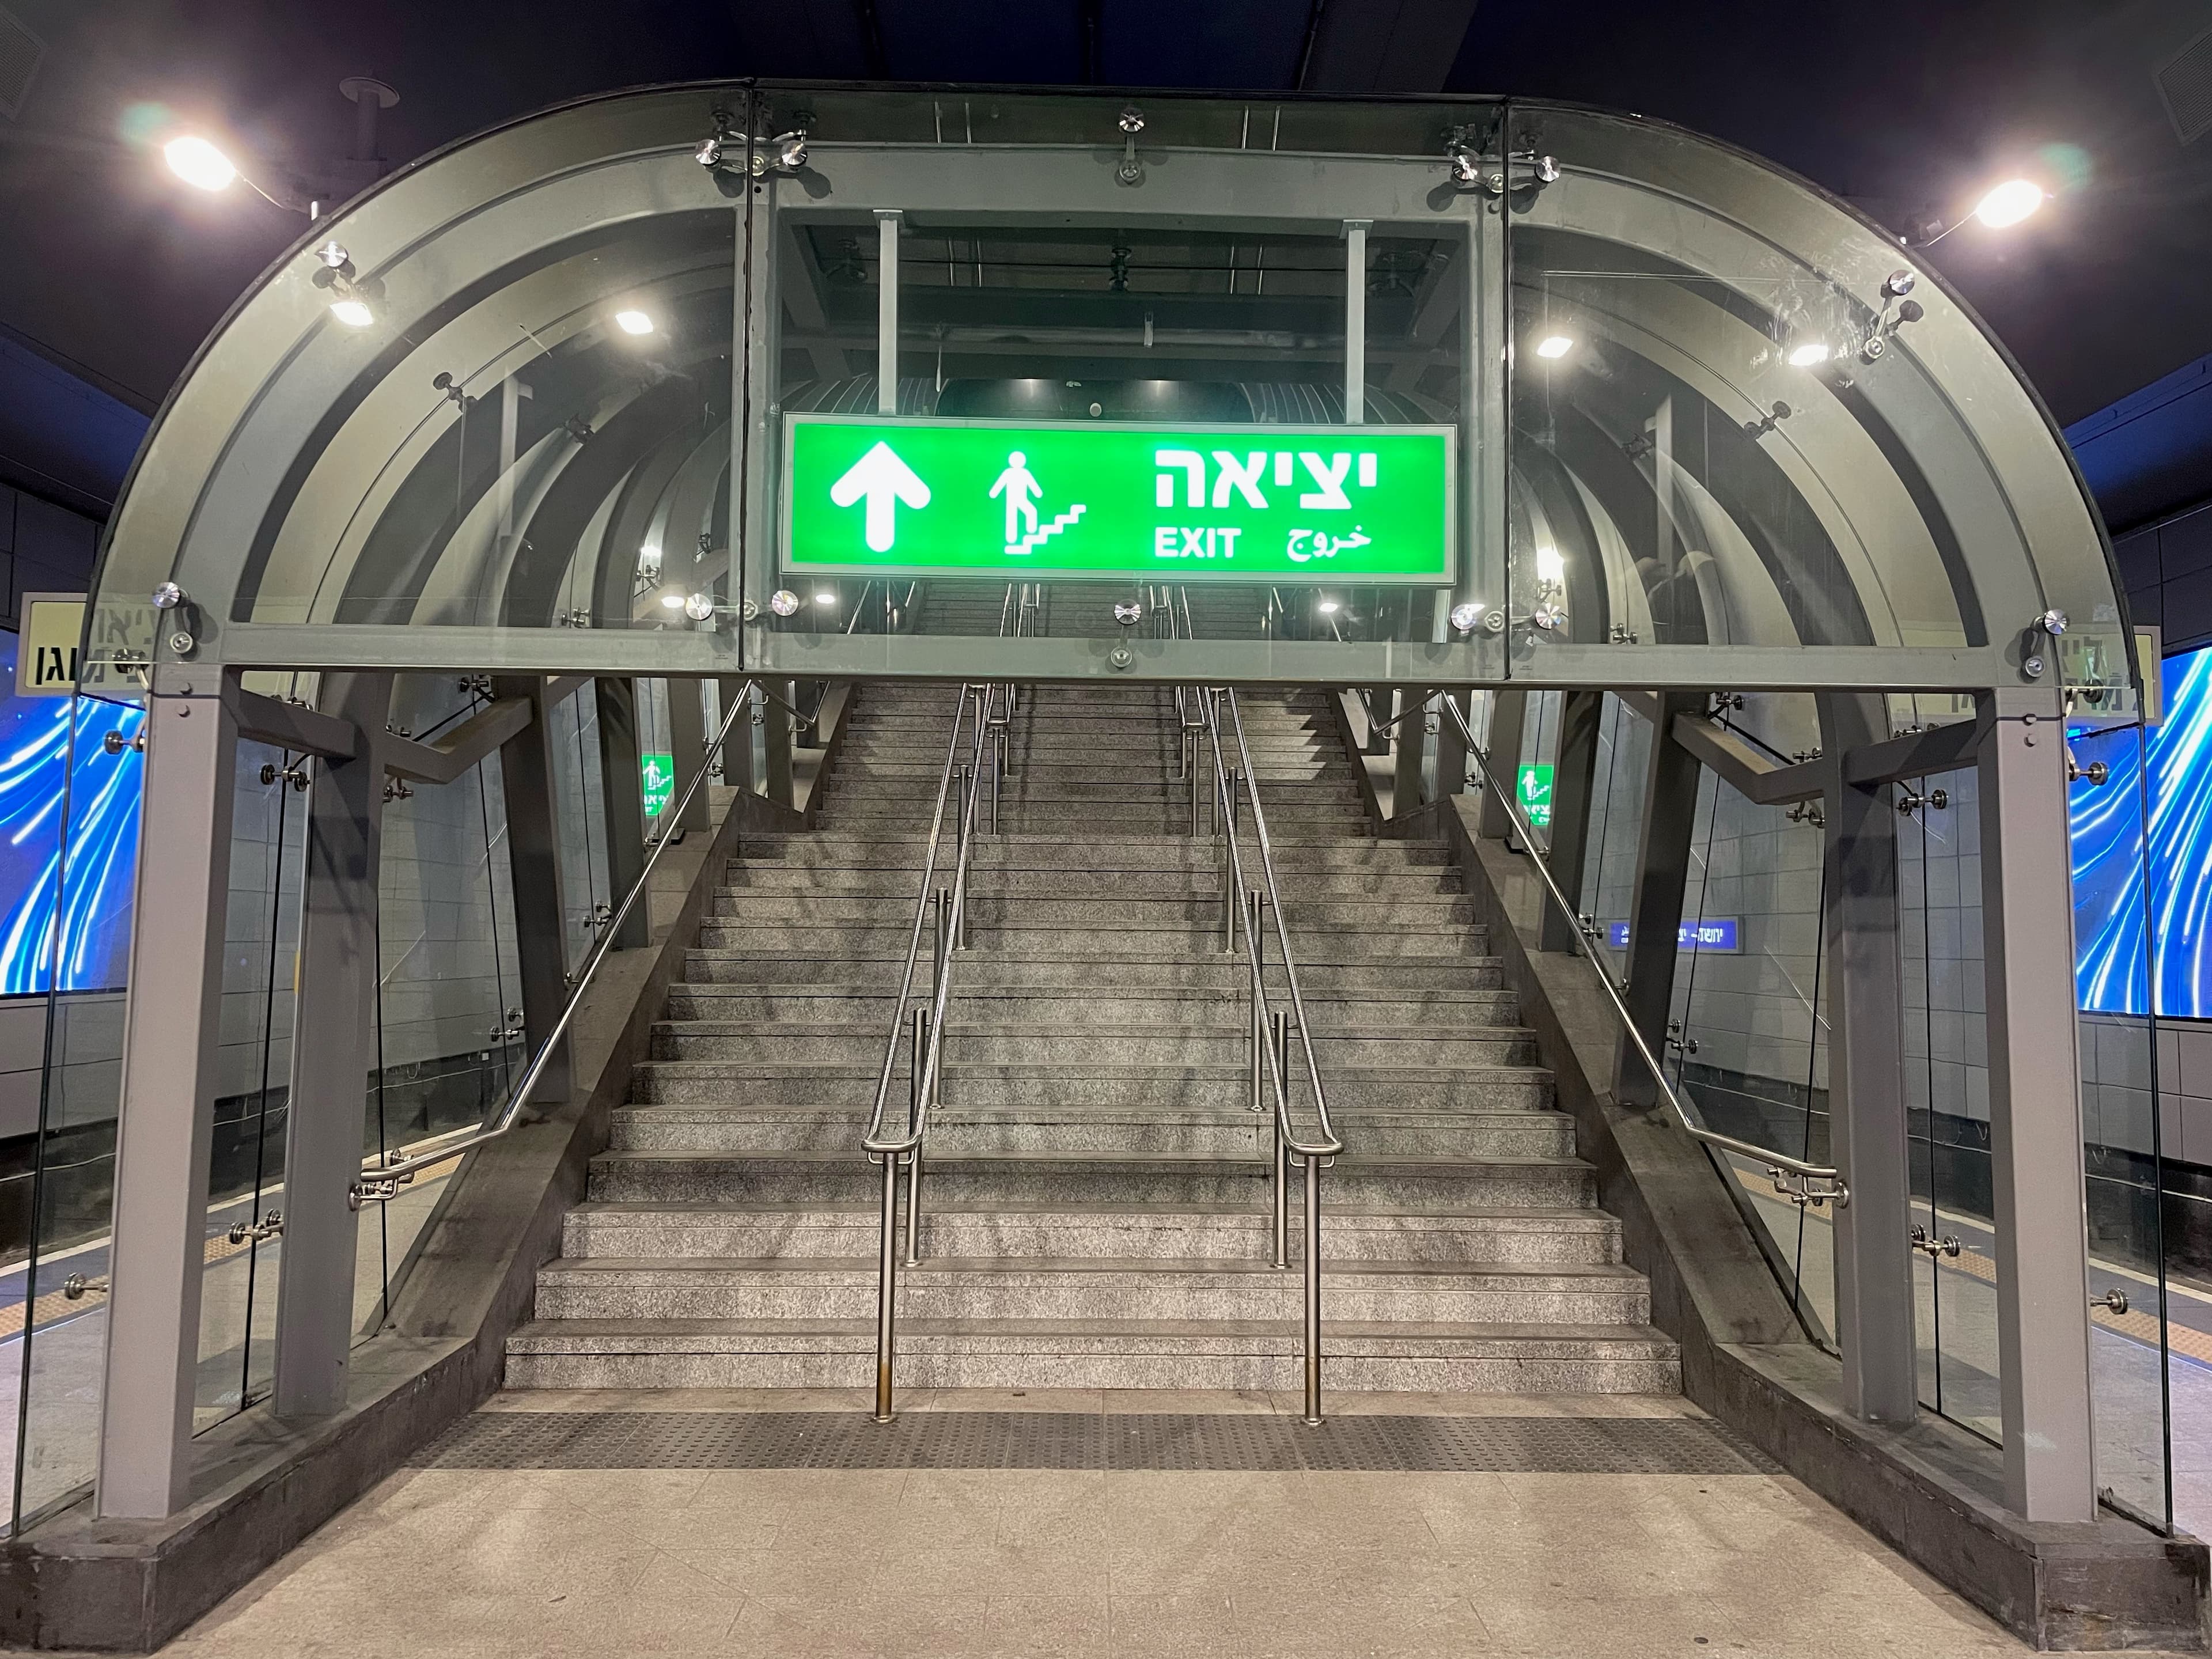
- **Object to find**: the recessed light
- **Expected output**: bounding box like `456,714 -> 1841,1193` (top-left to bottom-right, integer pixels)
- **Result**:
1787,342 -> 1830,368
164,136 -> 237,192
1972,179 -> 2044,229
1535,335 -> 1574,359
615,309 -> 654,336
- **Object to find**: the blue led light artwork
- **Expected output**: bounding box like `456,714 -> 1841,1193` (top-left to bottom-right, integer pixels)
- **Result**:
2071,643 -> 2212,1017
0,633 -> 142,995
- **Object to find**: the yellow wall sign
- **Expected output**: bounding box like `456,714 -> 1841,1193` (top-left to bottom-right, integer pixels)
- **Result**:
17,594 -> 86,697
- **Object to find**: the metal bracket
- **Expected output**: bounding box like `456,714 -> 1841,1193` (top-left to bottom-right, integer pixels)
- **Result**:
226,1210 -> 285,1245
1910,1224 -> 1961,1260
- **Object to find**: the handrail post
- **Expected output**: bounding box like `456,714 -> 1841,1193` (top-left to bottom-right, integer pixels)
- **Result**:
1303,1150 -> 1323,1426
904,1007 -> 926,1268
1272,1009 -> 1291,1271
873,1153 -> 899,1422
1248,890 -> 1266,1119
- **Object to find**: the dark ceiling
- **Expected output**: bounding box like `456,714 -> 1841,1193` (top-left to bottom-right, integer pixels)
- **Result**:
1,0 -> 2208,434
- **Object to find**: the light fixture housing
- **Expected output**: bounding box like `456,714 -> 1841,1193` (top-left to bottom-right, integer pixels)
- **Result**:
614,309 -> 654,336
1973,179 -> 2045,229
164,136 -> 237,192
1787,342 -> 1831,368
768,589 -> 801,617
1535,335 -> 1574,359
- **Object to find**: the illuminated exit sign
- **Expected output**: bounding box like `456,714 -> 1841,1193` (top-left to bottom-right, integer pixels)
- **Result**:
781,416 -> 1455,585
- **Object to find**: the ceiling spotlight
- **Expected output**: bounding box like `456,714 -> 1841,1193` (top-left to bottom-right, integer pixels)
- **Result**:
1449,601 -> 1482,633
1787,342 -> 1831,368
768,589 -> 800,617
1535,335 -> 1574,359
1535,546 -> 1565,585
328,298 -> 374,328
660,592 -> 684,609
1317,599 -> 1340,615
812,590 -> 836,606
1972,179 -> 2045,229
615,309 -> 654,336
684,592 -> 717,622
164,135 -> 237,192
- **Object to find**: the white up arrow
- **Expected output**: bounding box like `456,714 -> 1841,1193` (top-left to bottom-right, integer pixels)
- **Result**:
830,441 -> 931,552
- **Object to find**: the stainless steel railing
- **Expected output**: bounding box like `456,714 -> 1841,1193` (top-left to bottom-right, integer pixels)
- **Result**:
1435,695 -> 1846,1209
351,678 -> 757,1204
1195,683 -> 1342,1425
861,681 -> 996,1420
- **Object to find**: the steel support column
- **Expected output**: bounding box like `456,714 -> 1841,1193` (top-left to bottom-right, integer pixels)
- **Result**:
1343,219 -> 1370,422
493,675 -> 572,1103
1818,692 -> 1916,1423
1976,685 -> 2096,1520
763,678 -> 796,807
667,676 -> 712,834
876,209 -> 902,412
1392,687 -> 1428,816
596,677 -> 650,949
95,665 -> 240,1518
1615,693 -> 1705,1107
271,673 -> 392,1417
718,676 -> 755,793
1478,691 -> 1527,840
1538,690 -> 1604,953
1433,688 -> 1468,798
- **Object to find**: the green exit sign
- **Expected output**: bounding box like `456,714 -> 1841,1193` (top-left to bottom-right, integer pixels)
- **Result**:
640,752 -> 675,817
781,416 -> 1455,585
1517,763 -> 1555,829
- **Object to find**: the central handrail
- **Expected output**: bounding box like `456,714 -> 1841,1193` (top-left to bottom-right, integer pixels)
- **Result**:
352,677 -> 756,1202
1436,695 -> 1846,1208
1206,690 -> 1341,1160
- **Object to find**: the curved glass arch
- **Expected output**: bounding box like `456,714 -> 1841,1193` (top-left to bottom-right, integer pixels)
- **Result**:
82,85 -> 2128,700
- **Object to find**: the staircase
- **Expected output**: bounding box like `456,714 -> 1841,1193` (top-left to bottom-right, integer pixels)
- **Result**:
507,674 -> 1680,1395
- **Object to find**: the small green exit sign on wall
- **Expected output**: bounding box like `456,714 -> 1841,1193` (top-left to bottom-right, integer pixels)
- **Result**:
640,752 -> 675,817
782,416 -> 1456,586
1517,763 -> 1555,830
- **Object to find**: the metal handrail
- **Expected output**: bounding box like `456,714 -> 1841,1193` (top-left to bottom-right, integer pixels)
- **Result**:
1201,692 -> 1339,1158
1437,696 -> 1846,1208
351,678 -> 757,1203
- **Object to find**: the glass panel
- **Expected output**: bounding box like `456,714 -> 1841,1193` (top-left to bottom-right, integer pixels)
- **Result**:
10,680 -> 143,1527
548,683 -> 612,975
2069,718 -> 2171,1527
361,676 -> 527,1332
1502,105 -> 2127,707
1896,760 -> 1999,1440
1666,703 -> 1834,1340
1577,694 -> 1650,984
192,736 -> 306,1433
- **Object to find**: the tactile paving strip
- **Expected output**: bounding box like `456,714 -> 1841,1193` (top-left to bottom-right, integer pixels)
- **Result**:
410,1411 -> 1779,1475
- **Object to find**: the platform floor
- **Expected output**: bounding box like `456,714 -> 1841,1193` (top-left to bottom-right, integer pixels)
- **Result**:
93,1390 -> 2117,1658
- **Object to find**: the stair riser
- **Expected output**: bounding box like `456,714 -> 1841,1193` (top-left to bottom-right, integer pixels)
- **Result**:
533,1277 -> 1651,1327
677,957 -> 1505,991
562,1211 -> 1622,1265
690,926 -> 1495,959
647,1031 -> 1538,1066
722,869 -> 1461,897
627,1070 -> 1552,1112
587,1162 -> 1597,1210
733,842 -> 1450,870
703,896 -> 1475,926
658,991 -> 1522,1025
505,1352 -> 1680,1393
608,1116 -> 1574,1159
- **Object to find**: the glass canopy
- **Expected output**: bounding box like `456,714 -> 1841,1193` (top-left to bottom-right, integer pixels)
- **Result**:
85,83 -> 2132,702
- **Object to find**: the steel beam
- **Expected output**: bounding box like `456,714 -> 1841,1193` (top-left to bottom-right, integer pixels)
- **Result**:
1615,692 -> 1705,1107
876,209 -> 902,412
667,677 -> 713,832
1538,690 -> 1604,953
493,676 -> 573,1103
95,664 -> 240,1518
1976,685 -> 2096,1521
1817,692 -> 1916,1425
718,676 -> 756,792
1478,690 -> 1527,840
1343,219 -> 1370,422
595,677 -> 651,950
271,672 -> 392,1418
763,678 -> 796,807
1432,687 -> 1468,797
1392,688 -> 1428,815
